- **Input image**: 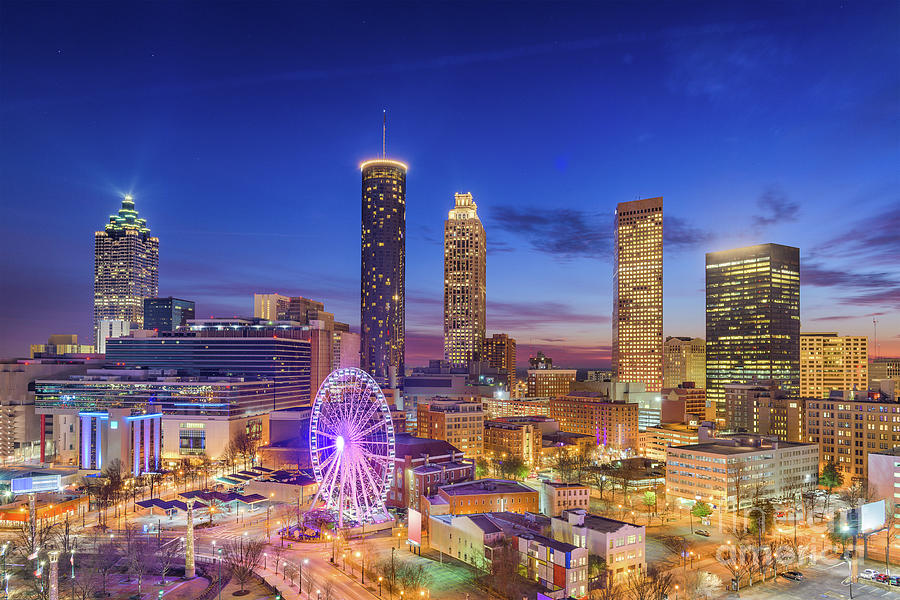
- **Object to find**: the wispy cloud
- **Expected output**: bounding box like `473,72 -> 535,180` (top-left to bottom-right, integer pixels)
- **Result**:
803,264 -> 900,310
488,205 -> 611,260
752,186 -> 799,229
814,204 -> 900,266
665,216 -> 714,251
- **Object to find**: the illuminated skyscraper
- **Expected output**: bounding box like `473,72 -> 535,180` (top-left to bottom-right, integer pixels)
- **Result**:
484,333 -> 517,385
799,332 -> 868,398
706,243 -> 800,416
613,197 -> 663,392
360,158 -> 407,387
444,193 -> 486,368
663,336 -> 706,389
93,195 -> 159,340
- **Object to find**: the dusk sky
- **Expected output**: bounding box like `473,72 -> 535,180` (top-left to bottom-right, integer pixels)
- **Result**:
1,1 -> 898,367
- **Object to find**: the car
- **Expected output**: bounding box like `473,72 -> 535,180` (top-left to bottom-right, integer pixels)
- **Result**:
875,574 -> 890,583
781,571 -> 804,581
890,576 -> 900,586
776,511 -> 786,518
861,569 -> 879,580
695,529 -> 710,537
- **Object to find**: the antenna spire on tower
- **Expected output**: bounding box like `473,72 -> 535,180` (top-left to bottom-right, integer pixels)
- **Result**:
382,109 -> 386,158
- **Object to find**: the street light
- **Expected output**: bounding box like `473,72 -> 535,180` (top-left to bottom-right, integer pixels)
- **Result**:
378,576 -> 383,597
355,551 -> 364,583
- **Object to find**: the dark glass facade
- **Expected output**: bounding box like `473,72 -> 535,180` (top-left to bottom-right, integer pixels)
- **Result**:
143,297 -> 195,332
360,159 -> 407,388
105,336 -> 311,407
706,243 -> 800,417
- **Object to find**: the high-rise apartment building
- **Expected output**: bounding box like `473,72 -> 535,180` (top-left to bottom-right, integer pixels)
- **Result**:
143,297 -> 195,332
484,334 -> 517,384
360,159 -> 407,388
416,399 -> 484,459
93,195 -> 159,338
443,193 -> 486,368
799,332 -> 868,399
613,198 -> 663,392
706,244 -> 800,417
663,337 -> 706,389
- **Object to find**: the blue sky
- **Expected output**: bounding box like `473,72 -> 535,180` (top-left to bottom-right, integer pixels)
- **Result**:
1,1 -> 898,366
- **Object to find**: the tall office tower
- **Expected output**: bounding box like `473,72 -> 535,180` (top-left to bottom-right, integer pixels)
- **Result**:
613,197 -> 663,392
93,195 -> 159,339
663,337 -> 706,389
360,158 -> 407,388
484,333 -> 517,384
706,244 -> 800,417
144,297 -> 195,332
254,293 -> 289,321
800,332 -> 868,398
443,193 -> 486,368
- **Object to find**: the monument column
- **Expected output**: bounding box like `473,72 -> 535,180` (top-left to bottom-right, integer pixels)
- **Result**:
185,498 -> 196,578
48,550 -> 60,600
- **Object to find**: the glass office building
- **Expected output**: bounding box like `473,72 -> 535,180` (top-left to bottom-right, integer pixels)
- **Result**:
143,297 -> 195,332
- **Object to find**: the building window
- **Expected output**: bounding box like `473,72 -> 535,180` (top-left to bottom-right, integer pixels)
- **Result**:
179,429 -> 206,455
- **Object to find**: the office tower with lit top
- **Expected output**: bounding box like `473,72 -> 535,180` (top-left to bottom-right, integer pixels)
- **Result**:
93,195 -> 159,340
706,243 -> 800,417
443,193 -> 486,368
360,158 -> 407,388
613,197 -> 663,392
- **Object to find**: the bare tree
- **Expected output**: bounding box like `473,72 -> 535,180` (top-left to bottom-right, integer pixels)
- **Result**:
588,554 -> 607,593
592,580 -> 623,600
222,537 -> 265,594
320,580 -> 336,600
157,537 -> 184,584
685,570 -> 722,600
72,567 -> 101,600
123,524 -> 156,595
397,562 -> 430,594
284,563 -> 299,588
484,537 -> 525,600
626,566 -> 673,600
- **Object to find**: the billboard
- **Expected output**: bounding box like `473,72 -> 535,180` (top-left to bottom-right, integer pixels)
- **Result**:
408,508 -> 422,546
11,475 -> 61,495
861,499 -> 886,534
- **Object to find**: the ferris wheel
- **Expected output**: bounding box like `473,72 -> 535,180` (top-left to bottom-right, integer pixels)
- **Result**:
308,367 -> 396,527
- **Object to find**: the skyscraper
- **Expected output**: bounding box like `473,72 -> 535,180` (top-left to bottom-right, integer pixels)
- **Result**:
484,333 -> 517,385
360,158 -> 407,387
93,195 -> 159,340
613,197 -> 663,392
706,243 -> 800,417
143,297 -> 195,332
799,332 -> 868,398
663,336 -> 706,389
444,193 -> 486,368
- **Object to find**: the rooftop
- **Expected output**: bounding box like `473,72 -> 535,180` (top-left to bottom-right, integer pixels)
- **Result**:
671,440 -> 814,455
395,433 -> 462,460
542,481 -> 589,489
437,478 -> 535,496
561,509 -> 643,533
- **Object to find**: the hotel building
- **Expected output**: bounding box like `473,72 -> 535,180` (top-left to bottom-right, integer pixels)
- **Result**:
663,337 -> 706,389
444,193 -> 486,368
94,195 -> 159,338
613,197 -> 663,392
549,394 -> 639,449
706,243 -> 800,418
360,158 -> 407,388
799,332 -> 868,398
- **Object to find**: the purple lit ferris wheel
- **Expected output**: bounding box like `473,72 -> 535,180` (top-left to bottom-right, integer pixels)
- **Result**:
308,368 -> 396,527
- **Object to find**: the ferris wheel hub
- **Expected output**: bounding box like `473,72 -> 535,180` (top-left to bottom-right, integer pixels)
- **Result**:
336,435 -> 345,452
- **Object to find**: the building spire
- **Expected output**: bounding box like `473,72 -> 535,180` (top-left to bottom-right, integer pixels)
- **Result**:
382,109 -> 386,158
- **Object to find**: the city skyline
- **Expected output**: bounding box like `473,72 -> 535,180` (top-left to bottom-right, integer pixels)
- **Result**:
1,2 -> 898,366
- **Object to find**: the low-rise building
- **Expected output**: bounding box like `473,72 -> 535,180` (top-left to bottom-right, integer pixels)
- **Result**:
423,479 -> 538,525
726,383 -> 805,442
389,433 -> 474,514
551,509 -> 646,583
429,512 -> 588,599
661,382 -> 708,422
540,481 -> 590,516
639,423 -> 702,461
482,396 -> 551,419
666,434 -> 818,513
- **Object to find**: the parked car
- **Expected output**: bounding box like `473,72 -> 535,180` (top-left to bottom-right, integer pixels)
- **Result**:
875,574 -> 890,583
861,569 -> 879,580
695,529 -> 710,537
889,576 -> 900,586
781,571 -> 804,581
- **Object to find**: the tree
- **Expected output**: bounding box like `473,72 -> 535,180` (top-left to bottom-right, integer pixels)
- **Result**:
284,564 -> 299,587
819,459 -> 843,513
89,531 -> 121,597
222,537 -> 266,595
642,492 -> 657,524
687,570 -> 722,600
123,525 -> 155,595
232,430 -> 259,471
485,537 -> 526,600
691,500 -> 712,532
885,508 -> 898,575
72,566 -> 101,600
553,452 -> 578,483
588,554 -> 607,593
475,457 -> 492,478
715,543 -> 756,590
626,566 -> 673,600
157,537 -> 184,585
397,562 -> 430,594
592,581 -> 623,600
